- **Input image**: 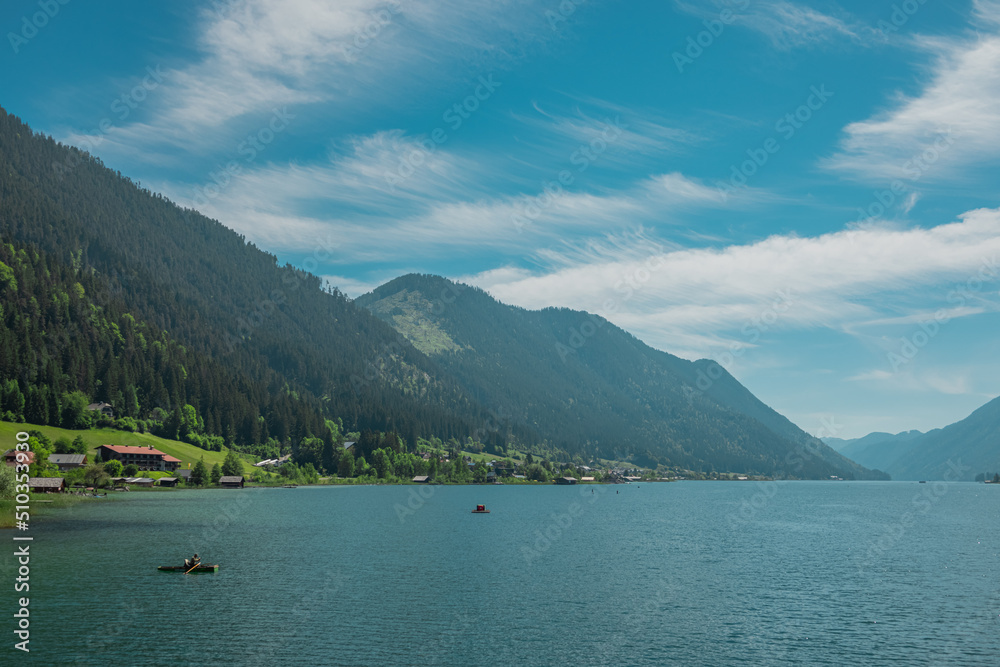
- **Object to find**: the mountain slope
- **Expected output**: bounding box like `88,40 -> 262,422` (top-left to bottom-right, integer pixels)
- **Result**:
888,398 -> 1000,480
358,274 -> 888,479
0,106 -> 511,451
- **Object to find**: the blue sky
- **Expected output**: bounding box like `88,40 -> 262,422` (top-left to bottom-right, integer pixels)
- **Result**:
5,0 -> 1000,439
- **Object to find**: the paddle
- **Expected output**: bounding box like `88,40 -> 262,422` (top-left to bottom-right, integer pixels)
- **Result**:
184,560 -> 201,574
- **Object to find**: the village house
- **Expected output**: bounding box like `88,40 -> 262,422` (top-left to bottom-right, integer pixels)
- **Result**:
48,453 -> 88,471
98,445 -> 181,471
219,475 -> 245,489
556,476 -> 578,485
3,449 -> 35,467
125,477 -> 155,488
28,477 -> 65,493
86,402 -> 115,418
158,477 -> 179,487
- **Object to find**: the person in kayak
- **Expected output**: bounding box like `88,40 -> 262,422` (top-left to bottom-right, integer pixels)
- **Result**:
185,553 -> 201,569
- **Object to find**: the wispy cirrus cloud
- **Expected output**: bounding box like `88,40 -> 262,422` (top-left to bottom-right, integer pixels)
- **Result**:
463,207 -> 1000,359
738,0 -> 873,49
674,0 -> 872,50
63,0 -> 557,163
825,0 -> 1000,181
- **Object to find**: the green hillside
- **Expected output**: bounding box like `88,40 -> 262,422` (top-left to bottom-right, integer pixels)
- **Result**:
0,106 -> 504,456
0,422 -> 251,473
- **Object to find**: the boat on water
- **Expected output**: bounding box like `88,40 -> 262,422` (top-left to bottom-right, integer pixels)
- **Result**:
157,564 -> 220,573
471,504 -> 490,513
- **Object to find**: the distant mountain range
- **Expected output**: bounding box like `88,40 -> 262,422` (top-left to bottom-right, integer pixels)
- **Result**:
823,399 -> 1000,480
823,431 -> 925,473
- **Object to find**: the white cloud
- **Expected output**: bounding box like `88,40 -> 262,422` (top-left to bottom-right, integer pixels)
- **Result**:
64,0 -> 555,162
463,207 -> 1000,359
155,124 -> 733,264
738,0 -> 870,50
675,0 -> 871,50
826,3 -> 1000,180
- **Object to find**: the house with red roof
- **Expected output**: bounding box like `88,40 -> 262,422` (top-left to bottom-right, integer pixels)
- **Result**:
3,449 -> 35,467
98,445 -> 181,471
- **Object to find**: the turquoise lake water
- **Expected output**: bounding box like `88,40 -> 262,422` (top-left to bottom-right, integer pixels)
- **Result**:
7,481 -> 1000,665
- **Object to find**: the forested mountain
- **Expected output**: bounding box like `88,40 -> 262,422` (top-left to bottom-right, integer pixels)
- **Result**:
828,400 -> 1000,480
0,106 -> 513,456
0,106 -> 889,478
358,274 -> 887,479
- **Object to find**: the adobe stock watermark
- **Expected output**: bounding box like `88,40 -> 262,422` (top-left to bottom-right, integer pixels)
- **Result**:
555,237 -> 665,362
428,280 -> 465,316
546,0 -> 589,31
521,484 -> 608,564
189,491 -> 253,553
854,129 -> 954,225
8,0 -> 70,54
471,404 -> 515,443
52,65 -> 165,180
383,75 -> 502,192
224,232 -> 338,352
877,0 -> 929,36
684,287 -> 794,404
856,459 -> 970,574
727,414 -> 844,529
717,85 -> 833,201
341,0 -> 403,63
887,255 -> 998,372
413,611 -> 475,665
349,333 -> 412,395
672,0 -> 750,73
512,116 -> 627,233
244,567 -> 345,666
394,483 -> 436,523
191,107 -> 295,208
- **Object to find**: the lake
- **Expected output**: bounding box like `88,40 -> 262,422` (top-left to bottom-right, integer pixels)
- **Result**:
9,481 -> 1000,665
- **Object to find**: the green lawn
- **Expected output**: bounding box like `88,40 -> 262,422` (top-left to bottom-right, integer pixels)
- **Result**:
0,421 -> 253,473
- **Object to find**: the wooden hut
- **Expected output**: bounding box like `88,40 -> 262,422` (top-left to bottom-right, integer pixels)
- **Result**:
219,475 -> 245,489
28,477 -> 65,493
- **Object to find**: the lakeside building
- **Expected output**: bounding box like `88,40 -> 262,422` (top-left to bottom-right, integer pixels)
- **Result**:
98,445 -> 181,472
28,477 -> 65,493
219,475 -> 245,488
49,453 -> 87,471
556,476 -> 578,485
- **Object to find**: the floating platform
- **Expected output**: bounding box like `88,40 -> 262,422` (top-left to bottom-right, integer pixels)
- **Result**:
471,504 -> 490,513
157,564 -> 219,573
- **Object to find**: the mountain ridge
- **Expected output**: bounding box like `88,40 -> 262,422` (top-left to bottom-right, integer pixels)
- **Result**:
822,402 -> 1000,480
359,273 -> 888,479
